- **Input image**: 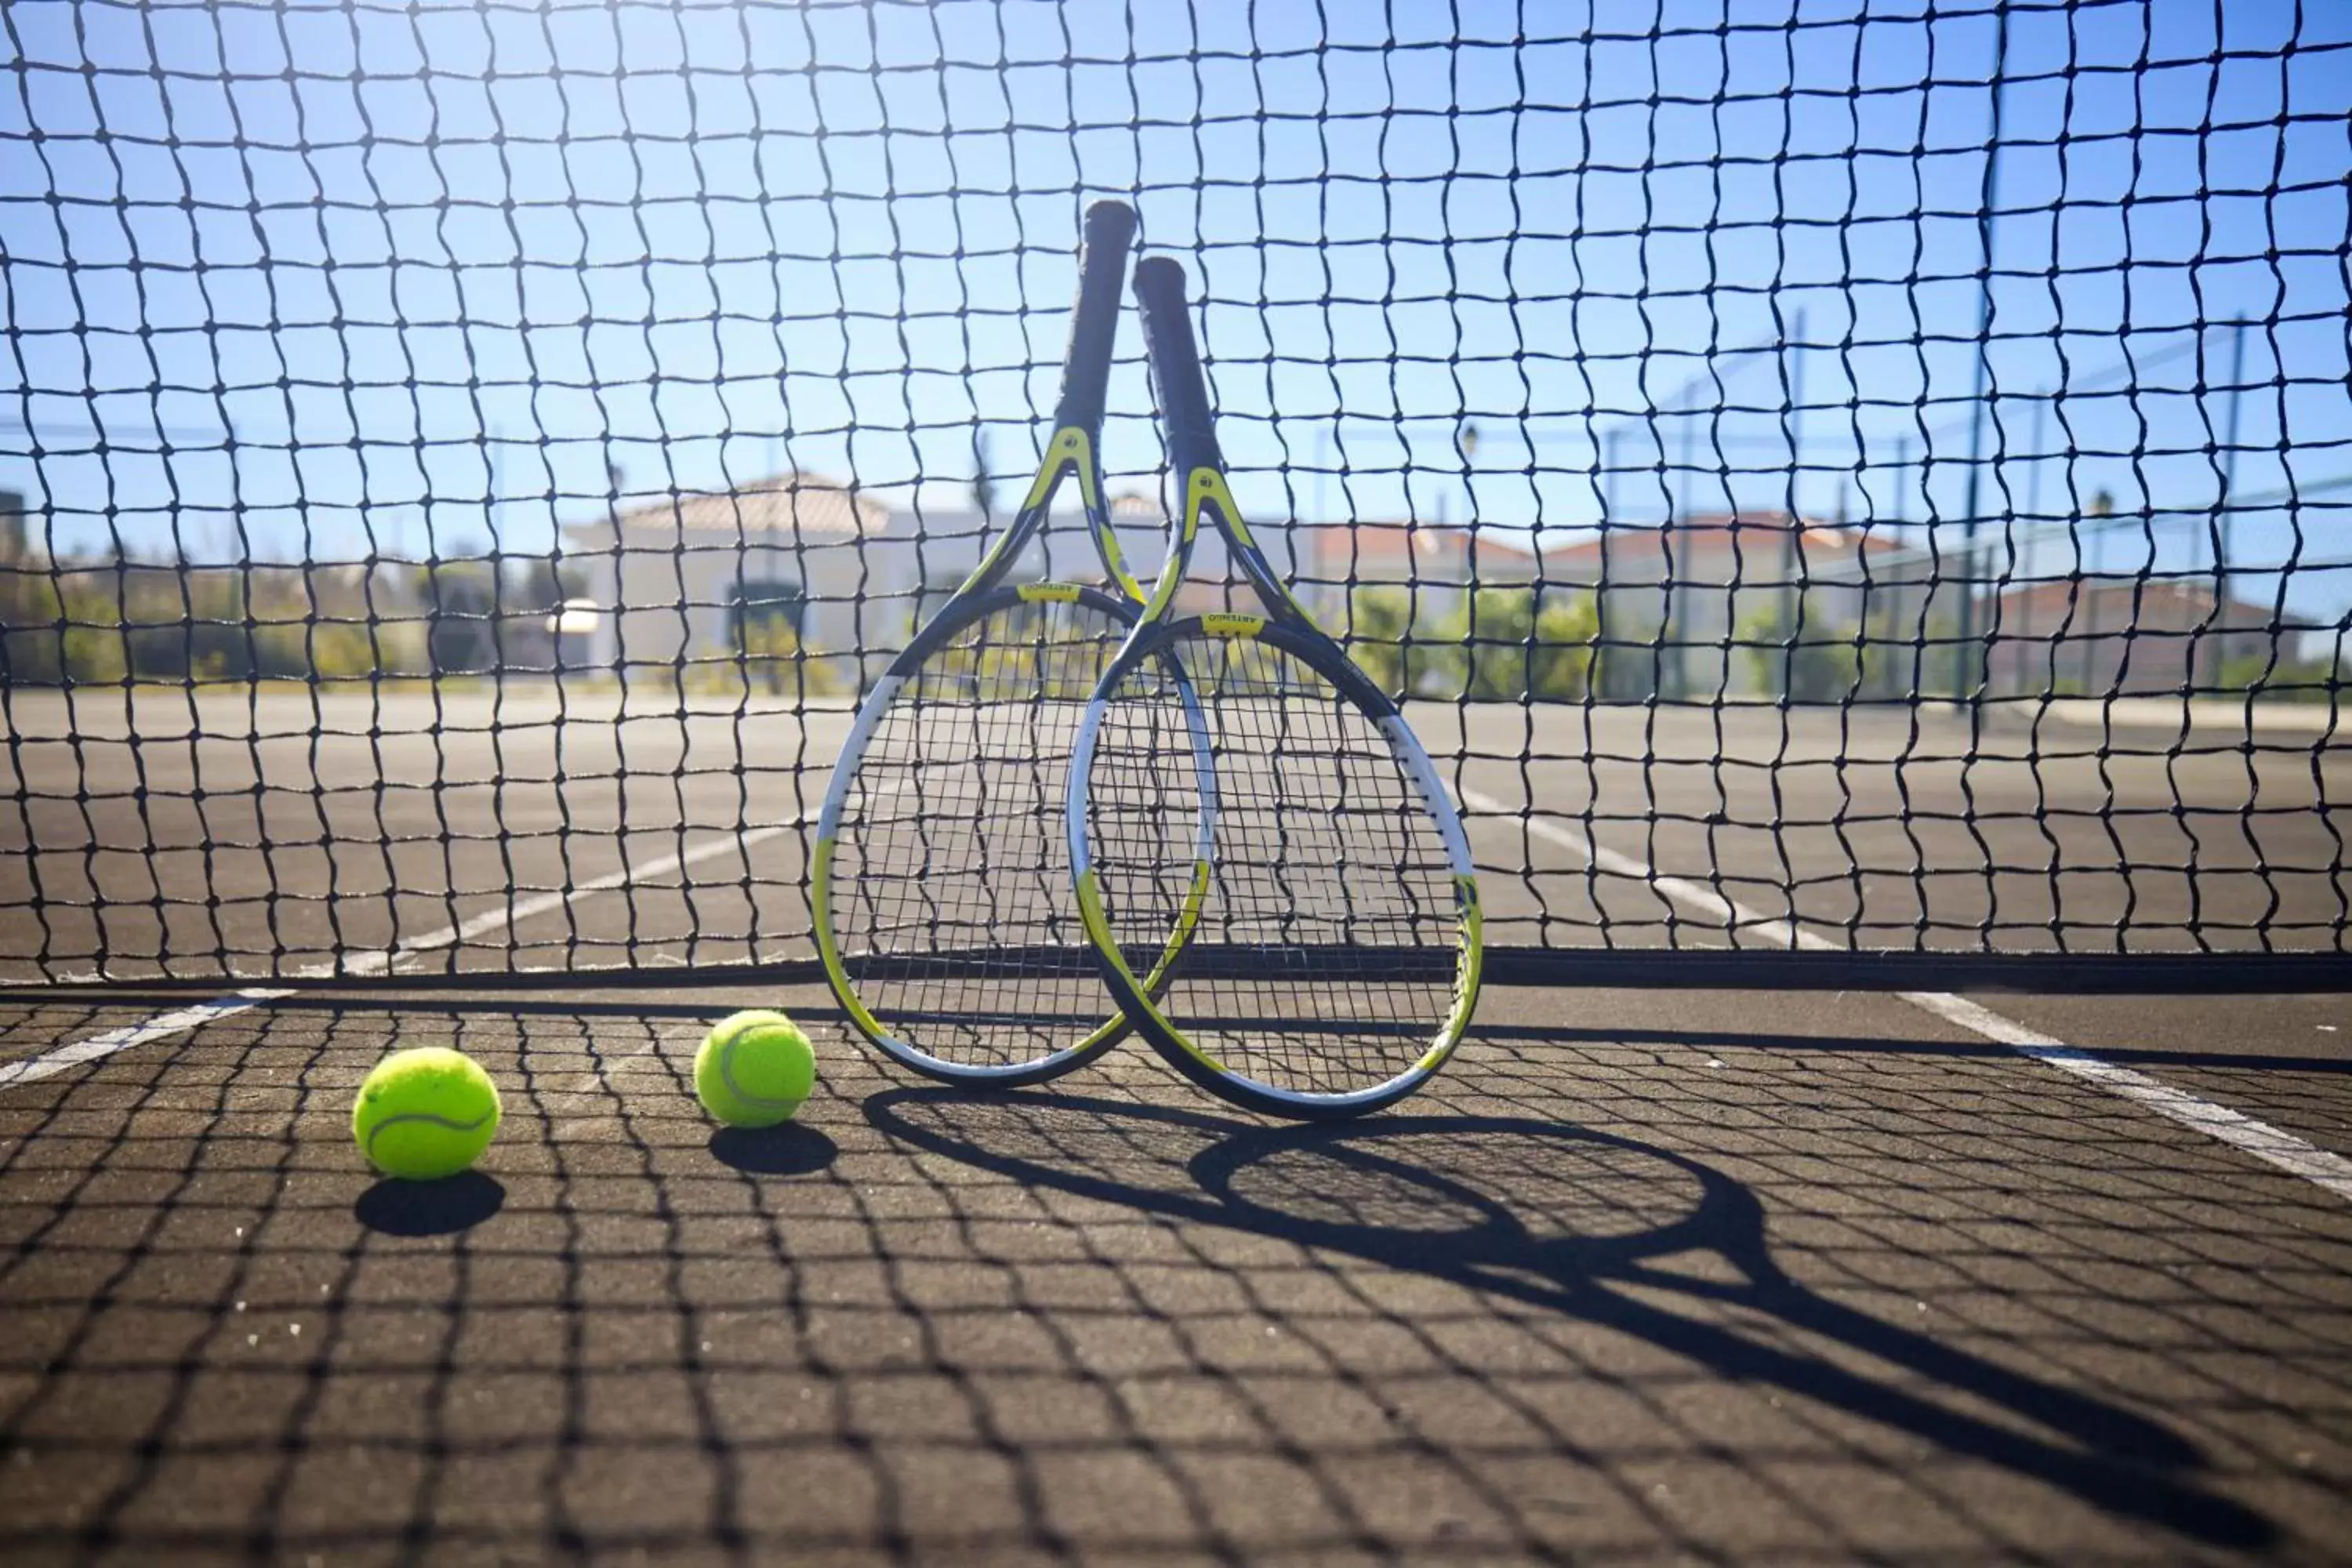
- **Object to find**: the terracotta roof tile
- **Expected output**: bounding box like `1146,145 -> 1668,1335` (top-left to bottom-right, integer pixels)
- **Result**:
604,473 -> 889,541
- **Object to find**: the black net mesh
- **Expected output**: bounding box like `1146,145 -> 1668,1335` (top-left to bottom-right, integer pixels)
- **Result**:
2,0 -> 2347,985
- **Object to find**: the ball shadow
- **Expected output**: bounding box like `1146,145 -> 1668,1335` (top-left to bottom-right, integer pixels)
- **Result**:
354,1170 -> 506,1236
709,1121 -> 840,1175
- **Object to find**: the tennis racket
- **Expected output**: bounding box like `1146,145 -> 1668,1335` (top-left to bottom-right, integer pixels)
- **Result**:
1065,256 -> 1484,1120
813,200 -> 1207,1086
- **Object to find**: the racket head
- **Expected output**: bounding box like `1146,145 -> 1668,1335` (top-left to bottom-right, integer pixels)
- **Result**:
1069,615 -> 1485,1119
815,582 -> 1152,1083
810,201 -> 1163,1083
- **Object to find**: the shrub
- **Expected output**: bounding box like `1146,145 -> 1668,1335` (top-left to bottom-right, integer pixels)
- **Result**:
1738,604 -> 1862,701
1347,584 -> 1598,702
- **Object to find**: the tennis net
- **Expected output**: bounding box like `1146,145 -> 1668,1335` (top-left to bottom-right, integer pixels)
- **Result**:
2,0 -> 2347,989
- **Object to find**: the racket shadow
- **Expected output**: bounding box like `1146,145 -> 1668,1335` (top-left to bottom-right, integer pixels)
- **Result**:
864,1087 -> 2272,1550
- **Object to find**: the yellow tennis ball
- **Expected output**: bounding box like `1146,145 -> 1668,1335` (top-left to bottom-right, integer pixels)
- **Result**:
352,1047 -> 502,1181
695,1011 -> 815,1128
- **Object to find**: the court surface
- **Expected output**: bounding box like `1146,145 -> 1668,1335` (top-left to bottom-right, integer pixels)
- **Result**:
5,687 -> 2350,1562
2,975 -> 2350,1565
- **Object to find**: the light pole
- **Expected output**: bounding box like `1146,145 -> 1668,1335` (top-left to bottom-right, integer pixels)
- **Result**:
2081,487 -> 2113,693
1955,6 -> 2009,701
1782,308 -> 1806,684
1671,408 -> 1694,701
2016,389 -> 2047,694
1455,419 -> 1480,526
1452,421 -> 1481,655
2209,318 -> 2248,689
1314,426 -> 1329,527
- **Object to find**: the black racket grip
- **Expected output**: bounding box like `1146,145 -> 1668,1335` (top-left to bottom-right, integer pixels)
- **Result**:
1133,256 -> 1224,477
1051,200 -> 1137,435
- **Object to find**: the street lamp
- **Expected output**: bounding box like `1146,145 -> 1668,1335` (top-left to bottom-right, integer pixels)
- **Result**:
1437,421 -> 1479,528
1451,421 -> 1479,533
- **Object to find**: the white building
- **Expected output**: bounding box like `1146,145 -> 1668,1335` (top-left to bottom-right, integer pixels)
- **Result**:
562,473 -> 897,691
560,474 -> 1207,691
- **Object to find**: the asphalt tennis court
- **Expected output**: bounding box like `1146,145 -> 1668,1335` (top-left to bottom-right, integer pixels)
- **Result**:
4,693 -> 2351,1564
2,978 -> 2350,1564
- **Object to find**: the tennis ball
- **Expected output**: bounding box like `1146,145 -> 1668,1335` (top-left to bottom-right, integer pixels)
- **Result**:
352,1047 -> 502,1181
695,1010 -> 816,1128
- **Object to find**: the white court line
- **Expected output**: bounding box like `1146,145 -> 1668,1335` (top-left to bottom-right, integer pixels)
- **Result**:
0,822 -> 803,1092
546,1022 -> 713,1141
1462,787 -> 2352,1203
0,989 -> 293,1091
1899,991 -> 2352,1202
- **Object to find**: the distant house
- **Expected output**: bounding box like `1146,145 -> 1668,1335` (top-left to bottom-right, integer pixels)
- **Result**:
562,473 -> 894,688
1102,489 -> 1323,616
535,477 -> 2326,709
546,597 -> 604,672
1988,575 -> 2281,697
1295,519 -> 1450,612
891,489 -> 1205,624
1293,518 -> 1541,631
559,474 -> 1218,689
1297,519 -> 1447,617
911,488 -> 1178,615
1534,511 -> 1901,698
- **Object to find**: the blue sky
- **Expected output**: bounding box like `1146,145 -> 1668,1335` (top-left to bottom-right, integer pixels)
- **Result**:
2,0 -> 2347,616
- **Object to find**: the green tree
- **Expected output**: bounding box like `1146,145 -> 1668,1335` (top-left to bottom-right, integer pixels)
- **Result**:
317,562 -> 425,679
1440,586 -> 1599,701
1348,584 -> 1599,702
2218,647 -> 2342,704
245,567 -> 313,680
1738,603 -> 1862,702
1346,585 -> 1416,696
56,569 -> 129,685
739,612 -> 803,696
119,564 -> 197,681
0,568 -> 66,684
729,577 -> 808,695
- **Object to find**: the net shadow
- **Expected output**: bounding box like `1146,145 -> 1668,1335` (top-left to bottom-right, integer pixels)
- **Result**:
868,1088 -> 2274,1552
1,992 -> 2345,1561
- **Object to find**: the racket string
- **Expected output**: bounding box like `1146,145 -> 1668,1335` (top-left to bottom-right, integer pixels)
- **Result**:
1091,636 -> 1466,1098
836,597 -> 1142,1066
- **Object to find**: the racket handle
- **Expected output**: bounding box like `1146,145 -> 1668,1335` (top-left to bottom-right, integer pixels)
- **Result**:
1133,256 -> 1224,477
1052,199 -> 1137,435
